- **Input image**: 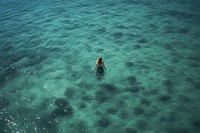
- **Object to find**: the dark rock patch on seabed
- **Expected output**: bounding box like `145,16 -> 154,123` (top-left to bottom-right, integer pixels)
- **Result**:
187,55 -> 200,61
178,28 -> 190,34
133,44 -> 142,49
125,61 -> 134,67
81,95 -> 93,101
162,79 -> 173,88
189,62 -> 199,68
111,32 -> 123,39
127,76 -> 137,85
100,83 -> 118,93
133,106 -> 144,115
193,82 -> 200,89
125,127 -> 138,133
106,106 -> 118,114
97,118 -> 110,128
54,98 -> 69,108
192,120 -> 200,127
166,126 -> 189,133
136,38 -> 147,43
52,98 -> 73,118
158,94 -> 171,102
51,106 -> 73,118
125,86 -> 140,93
78,101 -> 87,109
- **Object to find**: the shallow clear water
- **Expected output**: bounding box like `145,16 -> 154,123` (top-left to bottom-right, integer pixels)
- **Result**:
0,0 -> 200,133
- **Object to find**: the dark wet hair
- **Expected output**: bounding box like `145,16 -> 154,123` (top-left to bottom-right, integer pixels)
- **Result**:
96,57 -> 102,65
99,57 -> 102,62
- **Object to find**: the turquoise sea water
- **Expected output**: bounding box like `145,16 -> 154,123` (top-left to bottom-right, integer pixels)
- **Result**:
0,0 -> 200,133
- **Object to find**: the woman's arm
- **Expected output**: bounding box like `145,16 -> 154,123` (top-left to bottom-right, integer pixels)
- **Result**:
103,63 -> 107,71
104,66 -> 107,70
93,65 -> 97,71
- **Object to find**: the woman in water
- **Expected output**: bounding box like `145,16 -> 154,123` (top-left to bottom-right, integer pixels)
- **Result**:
94,57 -> 107,76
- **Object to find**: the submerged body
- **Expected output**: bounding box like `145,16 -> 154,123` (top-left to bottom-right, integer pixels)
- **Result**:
94,57 -> 106,76
96,63 -> 105,74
